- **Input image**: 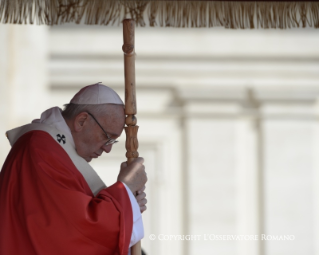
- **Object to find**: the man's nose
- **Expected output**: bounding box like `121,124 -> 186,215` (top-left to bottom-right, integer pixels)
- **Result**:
102,144 -> 113,153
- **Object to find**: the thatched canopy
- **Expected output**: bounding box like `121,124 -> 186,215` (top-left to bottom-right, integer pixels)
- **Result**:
0,0 -> 318,28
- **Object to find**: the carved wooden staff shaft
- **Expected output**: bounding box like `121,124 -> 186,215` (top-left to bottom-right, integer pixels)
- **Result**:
122,19 -> 141,255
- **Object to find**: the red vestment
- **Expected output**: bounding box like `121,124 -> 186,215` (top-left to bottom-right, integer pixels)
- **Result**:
0,131 -> 133,255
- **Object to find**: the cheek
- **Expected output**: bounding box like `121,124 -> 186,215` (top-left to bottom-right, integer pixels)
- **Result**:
75,130 -> 100,156
84,134 -> 101,151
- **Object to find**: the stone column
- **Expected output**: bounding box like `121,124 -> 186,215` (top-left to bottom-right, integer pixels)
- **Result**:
236,88 -> 263,255
0,24 -> 49,164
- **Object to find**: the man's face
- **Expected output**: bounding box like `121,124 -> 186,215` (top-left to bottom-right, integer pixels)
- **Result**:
72,105 -> 125,162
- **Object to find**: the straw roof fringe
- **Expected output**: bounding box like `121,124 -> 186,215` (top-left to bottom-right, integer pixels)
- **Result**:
0,0 -> 318,28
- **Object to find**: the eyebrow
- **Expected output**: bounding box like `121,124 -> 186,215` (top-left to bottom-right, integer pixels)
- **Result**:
105,131 -> 121,138
87,111 -> 122,139
105,133 -> 121,139
107,125 -> 125,138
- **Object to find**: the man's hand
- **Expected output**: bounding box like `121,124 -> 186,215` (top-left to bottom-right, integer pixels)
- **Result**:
117,157 -> 147,195
136,186 -> 147,213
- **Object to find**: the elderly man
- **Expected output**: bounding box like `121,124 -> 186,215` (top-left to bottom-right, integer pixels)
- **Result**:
0,83 -> 147,255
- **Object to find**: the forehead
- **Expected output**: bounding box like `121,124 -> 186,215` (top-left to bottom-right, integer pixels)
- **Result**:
98,106 -> 125,136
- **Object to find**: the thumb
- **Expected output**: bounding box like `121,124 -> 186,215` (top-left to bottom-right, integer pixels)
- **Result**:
120,162 -> 127,169
132,157 -> 144,165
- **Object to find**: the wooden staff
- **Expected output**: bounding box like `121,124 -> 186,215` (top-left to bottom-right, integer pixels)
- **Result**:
122,19 -> 141,255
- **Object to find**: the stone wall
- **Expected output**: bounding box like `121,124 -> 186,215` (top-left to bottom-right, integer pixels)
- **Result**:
1,24 -> 319,255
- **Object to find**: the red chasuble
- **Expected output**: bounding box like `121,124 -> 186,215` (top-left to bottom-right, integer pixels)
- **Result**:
0,130 -> 133,255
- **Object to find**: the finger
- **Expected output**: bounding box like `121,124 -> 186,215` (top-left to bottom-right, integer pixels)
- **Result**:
138,186 -> 146,193
136,192 -> 146,200
139,192 -> 146,199
135,194 -> 142,201
120,162 -> 127,169
138,198 -> 147,206
132,157 -> 144,165
137,186 -> 146,194
140,205 -> 147,213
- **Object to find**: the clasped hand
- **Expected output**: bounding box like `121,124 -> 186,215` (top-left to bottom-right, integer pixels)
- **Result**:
135,186 -> 147,213
117,157 -> 148,213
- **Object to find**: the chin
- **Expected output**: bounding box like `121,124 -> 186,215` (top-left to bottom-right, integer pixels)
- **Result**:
86,157 -> 92,162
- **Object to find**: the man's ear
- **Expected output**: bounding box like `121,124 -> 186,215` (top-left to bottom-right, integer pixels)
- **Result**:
73,112 -> 89,132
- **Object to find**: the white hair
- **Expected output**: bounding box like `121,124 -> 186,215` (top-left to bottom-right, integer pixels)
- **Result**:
62,103 -> 124,120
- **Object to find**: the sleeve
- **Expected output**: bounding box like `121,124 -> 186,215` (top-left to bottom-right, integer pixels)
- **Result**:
121,182 -> 144,247
1,131 -> 133,255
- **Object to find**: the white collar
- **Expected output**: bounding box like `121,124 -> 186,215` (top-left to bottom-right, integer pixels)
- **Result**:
6,107 -> 107,195
32,107 -> 75,148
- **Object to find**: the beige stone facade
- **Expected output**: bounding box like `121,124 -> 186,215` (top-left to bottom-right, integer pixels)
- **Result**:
1,24 -> 319,255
